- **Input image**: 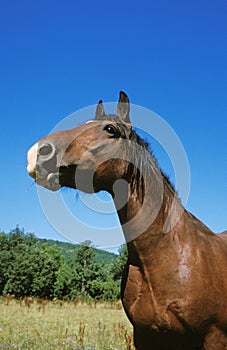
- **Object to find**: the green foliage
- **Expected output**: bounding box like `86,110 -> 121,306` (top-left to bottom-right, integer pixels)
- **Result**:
0,229 -> 63,298
54,262 -> 74,298
71,241 -> 96,296
38,237 -> 116,264
0,227 -> 127,301
31,244 -> 63,297
0,232 -> 10,294
3,244 -> 34,296
110,244 -> 128,281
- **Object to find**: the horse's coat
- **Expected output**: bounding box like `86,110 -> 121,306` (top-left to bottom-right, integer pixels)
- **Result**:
27,92 -> 227,349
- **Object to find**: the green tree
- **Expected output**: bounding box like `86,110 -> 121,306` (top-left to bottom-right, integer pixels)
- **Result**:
87,261 -> 108,299
8,226 -> 37,246
71,240 -> 96,297
54,262 -> 74,298
3,243 -> 35,296
31,244 -> 63,298
0,232 -> 11,294
70,241 -> 123,300
1,230 -> 63,298
110,244 -> 128,281
0,228 -> 124,301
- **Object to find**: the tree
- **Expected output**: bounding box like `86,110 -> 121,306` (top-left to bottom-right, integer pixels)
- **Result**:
71,241 -> 96,297
3,243 -> 34,297
54,262 -> 74,298
70,241 -> 123,300
0,228 -> 123,301
1,230 -> 63,298
31,244 -> 63,298
110,244 -> 128,281
0,232 -> 11,294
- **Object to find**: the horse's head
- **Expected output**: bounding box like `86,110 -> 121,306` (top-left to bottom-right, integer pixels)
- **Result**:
27,92 -> 134,194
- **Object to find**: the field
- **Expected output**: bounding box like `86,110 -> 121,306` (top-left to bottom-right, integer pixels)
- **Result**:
0,298 -> 135,350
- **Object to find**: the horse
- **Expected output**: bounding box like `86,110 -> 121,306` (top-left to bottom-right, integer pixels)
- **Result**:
27,92 -> 227,349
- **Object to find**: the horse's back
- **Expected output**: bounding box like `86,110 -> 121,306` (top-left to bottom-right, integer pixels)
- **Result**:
216,230 -> 227,245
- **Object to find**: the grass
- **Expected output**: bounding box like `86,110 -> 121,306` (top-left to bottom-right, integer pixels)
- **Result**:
0,298 -> 135,349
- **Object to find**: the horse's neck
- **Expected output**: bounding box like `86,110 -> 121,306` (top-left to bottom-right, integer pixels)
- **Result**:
115,176 -> 186,264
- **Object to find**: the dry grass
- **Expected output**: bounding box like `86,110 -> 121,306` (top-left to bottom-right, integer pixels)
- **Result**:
0,298 -> 135,349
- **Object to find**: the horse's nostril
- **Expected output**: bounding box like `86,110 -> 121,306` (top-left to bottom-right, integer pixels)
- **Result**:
37,141 -> 57,173
39,142 -> 54,156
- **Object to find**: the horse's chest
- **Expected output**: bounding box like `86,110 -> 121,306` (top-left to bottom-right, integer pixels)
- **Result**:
121,264 -> 186,332
121,264 -> 159,328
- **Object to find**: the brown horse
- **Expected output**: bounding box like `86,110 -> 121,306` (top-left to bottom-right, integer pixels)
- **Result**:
27,92 -> 227,349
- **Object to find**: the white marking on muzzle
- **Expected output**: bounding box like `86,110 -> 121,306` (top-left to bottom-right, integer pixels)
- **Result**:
27,142 -> 38,178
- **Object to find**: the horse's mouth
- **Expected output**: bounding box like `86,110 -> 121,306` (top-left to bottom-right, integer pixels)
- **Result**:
36,172 -> 61,191
27,142 -> 78,191
59,165 -> 77,189
28,166 -> 77,192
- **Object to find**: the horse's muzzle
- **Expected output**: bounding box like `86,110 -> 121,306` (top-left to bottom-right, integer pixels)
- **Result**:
27,141 -> 61,191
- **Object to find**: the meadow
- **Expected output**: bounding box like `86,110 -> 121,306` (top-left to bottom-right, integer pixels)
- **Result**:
0,298 -> 135,350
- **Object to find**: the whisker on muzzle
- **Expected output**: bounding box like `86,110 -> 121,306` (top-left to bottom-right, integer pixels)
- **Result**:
26,180 -> 36,192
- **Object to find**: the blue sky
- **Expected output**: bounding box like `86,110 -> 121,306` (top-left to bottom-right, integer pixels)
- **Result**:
0,0 -> 226,251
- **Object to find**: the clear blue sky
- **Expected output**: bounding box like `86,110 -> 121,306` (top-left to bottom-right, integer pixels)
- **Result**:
0,0 -> 226,251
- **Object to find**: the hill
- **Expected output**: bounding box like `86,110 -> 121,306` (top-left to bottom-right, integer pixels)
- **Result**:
38,238 -> 118,264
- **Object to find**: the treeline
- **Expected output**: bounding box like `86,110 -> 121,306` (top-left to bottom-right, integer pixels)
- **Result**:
0,227 -> 127,301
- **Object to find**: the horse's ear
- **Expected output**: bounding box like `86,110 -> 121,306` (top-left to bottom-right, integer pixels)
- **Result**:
117,91 -> 131,123
95,100 -> 105,120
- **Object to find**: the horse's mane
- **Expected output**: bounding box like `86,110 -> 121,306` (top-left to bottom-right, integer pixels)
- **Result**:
99,114 -> 176,198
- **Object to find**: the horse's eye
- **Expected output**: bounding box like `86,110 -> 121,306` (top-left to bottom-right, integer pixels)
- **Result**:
104,124 -> 117,135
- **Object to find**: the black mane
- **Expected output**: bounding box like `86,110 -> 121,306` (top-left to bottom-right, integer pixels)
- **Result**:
129,129 -> 176,194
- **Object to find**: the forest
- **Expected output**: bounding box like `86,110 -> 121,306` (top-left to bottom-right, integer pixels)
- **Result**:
0,227 -> 127,301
